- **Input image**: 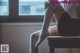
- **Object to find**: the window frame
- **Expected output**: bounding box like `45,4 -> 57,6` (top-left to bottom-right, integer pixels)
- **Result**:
0,0 -> 55,23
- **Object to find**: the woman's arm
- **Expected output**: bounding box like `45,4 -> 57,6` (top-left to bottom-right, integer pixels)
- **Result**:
35,0 -> 64,47
42,0 -> 64,33
35,2 -> 58,47
41,4 -> 56,33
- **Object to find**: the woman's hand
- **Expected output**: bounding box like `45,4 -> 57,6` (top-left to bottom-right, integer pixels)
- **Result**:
35,30 -> 49,47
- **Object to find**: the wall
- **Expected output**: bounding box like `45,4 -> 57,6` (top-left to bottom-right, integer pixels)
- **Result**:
0,22 -> 80,53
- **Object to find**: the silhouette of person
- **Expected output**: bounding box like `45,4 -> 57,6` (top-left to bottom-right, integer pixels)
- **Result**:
29,0 -> 80,53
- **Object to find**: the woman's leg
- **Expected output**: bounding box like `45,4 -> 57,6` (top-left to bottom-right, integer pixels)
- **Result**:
29,25 -> 60,53
29,30 -> 41,53
48,25 -> 60,36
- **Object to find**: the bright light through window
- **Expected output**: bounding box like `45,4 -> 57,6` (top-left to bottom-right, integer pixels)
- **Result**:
0,0 -> 9,16
19,0 -> 48,16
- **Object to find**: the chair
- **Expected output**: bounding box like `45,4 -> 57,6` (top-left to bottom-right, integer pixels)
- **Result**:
43,8 -> 80,53
47,36 -> 80,53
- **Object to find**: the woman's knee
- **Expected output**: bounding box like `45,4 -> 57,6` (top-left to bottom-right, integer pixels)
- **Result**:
48,25 -> 59,35
30,30 -> 41,41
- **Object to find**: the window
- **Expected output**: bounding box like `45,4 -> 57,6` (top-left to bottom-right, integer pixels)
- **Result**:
19,0 -> 48,16
0,0 -> 9,16
0,0 -> 54,22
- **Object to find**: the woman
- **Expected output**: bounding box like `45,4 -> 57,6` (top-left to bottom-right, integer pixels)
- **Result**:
29,0 -> 80,53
